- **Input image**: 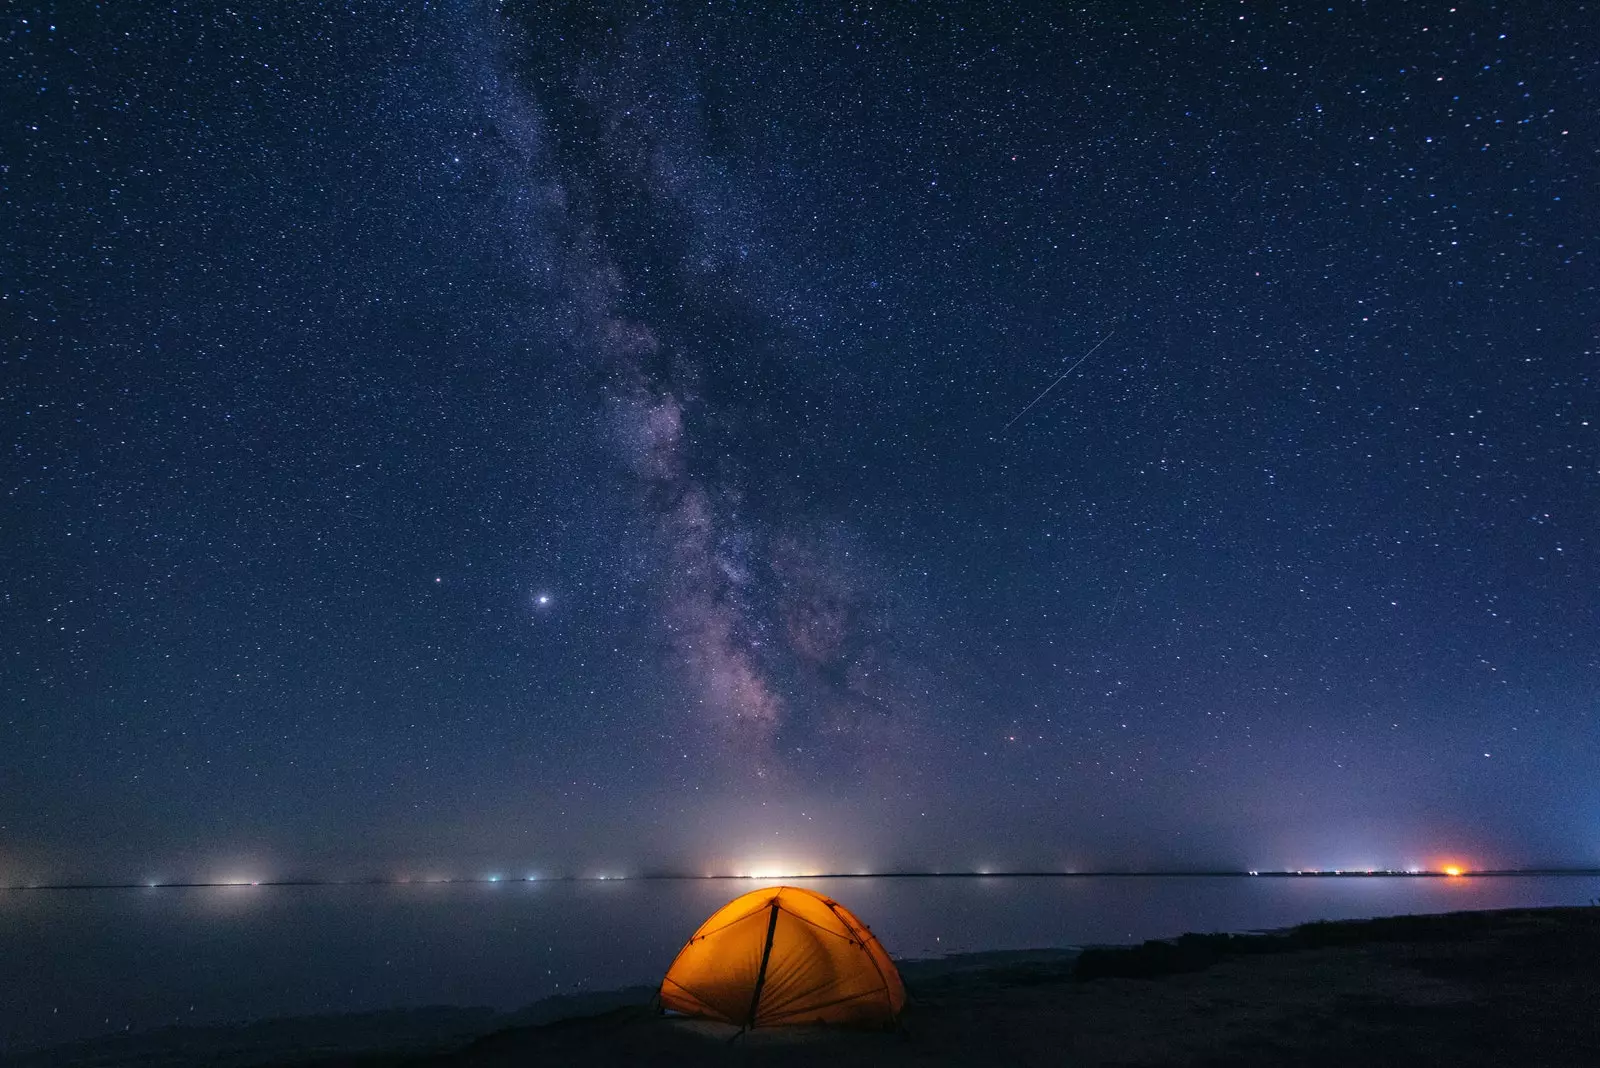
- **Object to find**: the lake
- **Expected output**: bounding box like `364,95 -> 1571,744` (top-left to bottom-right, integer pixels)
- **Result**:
4,874 -> 1596,1054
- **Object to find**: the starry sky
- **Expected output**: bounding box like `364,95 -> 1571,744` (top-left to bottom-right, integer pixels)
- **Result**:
3,1 -> 1595,883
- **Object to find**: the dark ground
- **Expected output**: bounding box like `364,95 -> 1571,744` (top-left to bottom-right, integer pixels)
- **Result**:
26,907 -> 1600,1067
414,907 -> 1600,1067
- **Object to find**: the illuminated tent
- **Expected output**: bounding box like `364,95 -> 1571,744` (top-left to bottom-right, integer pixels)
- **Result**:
659,885 -> 906,1028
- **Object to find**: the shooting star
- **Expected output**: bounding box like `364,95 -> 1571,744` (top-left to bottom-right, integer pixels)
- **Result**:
1002,330 -> 1116,431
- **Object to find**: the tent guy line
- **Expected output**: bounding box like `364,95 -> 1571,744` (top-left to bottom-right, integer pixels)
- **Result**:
1002,329 -> 1117,431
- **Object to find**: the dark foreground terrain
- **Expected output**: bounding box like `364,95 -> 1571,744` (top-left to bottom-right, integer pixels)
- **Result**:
28,907 -> 1600,1067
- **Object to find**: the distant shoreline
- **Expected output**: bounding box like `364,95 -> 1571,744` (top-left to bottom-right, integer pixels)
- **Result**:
5,869 -> 1600,891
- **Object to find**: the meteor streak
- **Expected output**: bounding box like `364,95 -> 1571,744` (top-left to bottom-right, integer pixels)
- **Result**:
1003,330 -> 1116,431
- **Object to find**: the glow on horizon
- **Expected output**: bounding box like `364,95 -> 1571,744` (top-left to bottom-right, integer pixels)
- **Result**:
738,860 -> 812,880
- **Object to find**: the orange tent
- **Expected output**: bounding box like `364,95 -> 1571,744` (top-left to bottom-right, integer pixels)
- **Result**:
659,885 -> 906,1028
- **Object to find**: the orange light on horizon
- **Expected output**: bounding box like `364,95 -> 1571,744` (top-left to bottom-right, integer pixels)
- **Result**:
1443,865 -> 1464,877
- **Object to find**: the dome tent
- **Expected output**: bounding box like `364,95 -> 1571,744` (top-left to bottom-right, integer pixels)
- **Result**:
659,885 -> 906,1028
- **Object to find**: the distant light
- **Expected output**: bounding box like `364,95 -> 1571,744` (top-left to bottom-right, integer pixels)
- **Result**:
488,875 -> 500,882
1444,866 -> 1464,877
535,593 -> 551,607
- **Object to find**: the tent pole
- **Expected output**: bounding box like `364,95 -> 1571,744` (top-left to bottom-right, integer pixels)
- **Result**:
744,901 -> 782,1028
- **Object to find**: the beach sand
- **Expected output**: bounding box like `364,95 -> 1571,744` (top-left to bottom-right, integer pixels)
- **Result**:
24,906 -> 1599,1066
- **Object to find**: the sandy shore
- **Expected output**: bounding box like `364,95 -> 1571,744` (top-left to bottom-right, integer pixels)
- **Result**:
23,906 -> 1600,1066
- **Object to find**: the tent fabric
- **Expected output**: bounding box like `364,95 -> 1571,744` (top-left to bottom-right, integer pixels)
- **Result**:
659,885 -> 906,1027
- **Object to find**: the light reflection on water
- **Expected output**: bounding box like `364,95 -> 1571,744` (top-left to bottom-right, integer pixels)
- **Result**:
1,874 -> 1595,1052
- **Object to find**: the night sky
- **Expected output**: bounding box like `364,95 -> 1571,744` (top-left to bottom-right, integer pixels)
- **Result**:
4,2 -> 1595,884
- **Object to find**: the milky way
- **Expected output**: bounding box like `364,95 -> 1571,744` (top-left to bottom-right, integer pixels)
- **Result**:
479,6 -> 915,775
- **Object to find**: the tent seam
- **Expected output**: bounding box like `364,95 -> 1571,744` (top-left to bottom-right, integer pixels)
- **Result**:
774,905 -> 861,944
824,900 -> 897,1015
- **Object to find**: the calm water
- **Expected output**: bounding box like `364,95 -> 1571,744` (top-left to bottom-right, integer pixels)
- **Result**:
3,874 -> 1596,1052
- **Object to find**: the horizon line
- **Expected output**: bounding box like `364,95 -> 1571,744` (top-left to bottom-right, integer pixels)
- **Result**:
6,868 -> 1600,891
